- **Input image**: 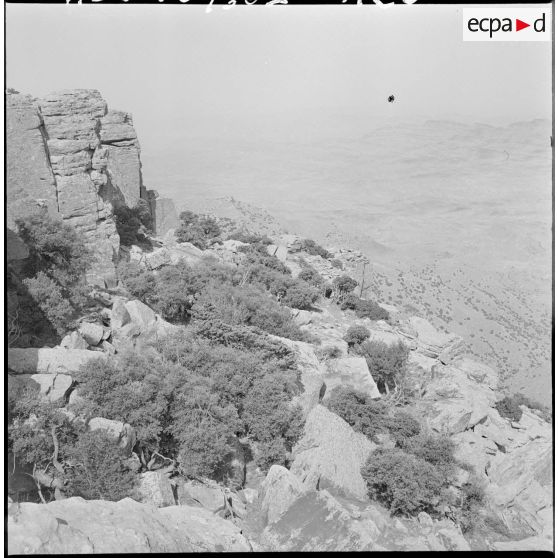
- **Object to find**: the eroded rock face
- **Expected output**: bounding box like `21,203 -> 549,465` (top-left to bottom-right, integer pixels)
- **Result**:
322,357 -> 381,401
7,497 -> 251,554
290,405 -> 375,500
7,89 -> 147,287
8,373 -> 73,404
138,471 -> 175,508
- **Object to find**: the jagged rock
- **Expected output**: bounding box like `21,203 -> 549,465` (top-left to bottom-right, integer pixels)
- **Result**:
428,401 -> 472,435
7,497 -> 251,554
259,465 -> 308,525
8,348 -> 106,375
399,317 -> 462,358
125,300 -> 157,328
145,247 -> 172,270
60,331 -> 89,350
273,337 -> 326,417
110,298 -> 131,329
100,340 -> 116,355
275,245 -> 288,262
88,417 -> 136,455
150,196 -> 179,236
453,357 -> 499,390
322,357 -> 381,401
239,487 -> 258,505
8,373 -> 73,404
101,327 -> 111,341
291,405 -> 375,500
78,322 -> 104,346
138,471 -> 175,508
177,482 -> 246,519
266,244 -> 278,257
435,527 -> 470,551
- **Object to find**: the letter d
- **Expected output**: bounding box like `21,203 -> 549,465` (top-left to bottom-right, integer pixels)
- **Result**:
534,13 -> 545,32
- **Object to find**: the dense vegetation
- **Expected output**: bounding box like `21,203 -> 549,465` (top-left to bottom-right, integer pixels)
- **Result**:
114,200 -> 153,246
10,213 -> 92,339
176,211 -> 222,249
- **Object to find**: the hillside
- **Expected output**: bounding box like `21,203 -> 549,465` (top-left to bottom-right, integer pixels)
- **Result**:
6,90 -> 552,554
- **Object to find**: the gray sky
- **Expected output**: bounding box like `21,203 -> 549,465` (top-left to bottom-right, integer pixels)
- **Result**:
7,3 -> 552,145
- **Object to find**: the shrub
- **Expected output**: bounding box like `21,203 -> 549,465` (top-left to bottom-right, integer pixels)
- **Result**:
23,272 -> 75,336
333,275 -> 358,297
300,239 -> 333,259
114,200 -> 152,246
400,433 -> 456,479
344,325 -> 371,347
357,340 -> 409,394
494,396 -> 523,422
297,267 -> 325,288
316,345 -> 343,360
176,211 -> 221,249
16,213 -> 90,289
117,261 -> 157,303
325,386 -> 389,442
256,438 -> 288,473
65,430 -> 138,501
241,244 -> 291,275
280,282 -> 320,310
228,230 -> 272,245
339,293 -> 359,311
330,258 -> 343,269
354,299 -> 389,321
361,448 -> 447,516
387,411 -> 422,447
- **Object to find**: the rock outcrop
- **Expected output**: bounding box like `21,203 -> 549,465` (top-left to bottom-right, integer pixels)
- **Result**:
8,347 -> 106,375
7,89 -> 148,286
7,497 -> 251,554
290,405 -> 375,500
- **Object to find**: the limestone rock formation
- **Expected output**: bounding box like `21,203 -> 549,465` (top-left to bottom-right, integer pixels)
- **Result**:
7,89 -> 148,287
88,417 -> 136,455
8,373 -> 73,404
7,497 -> 251,554
290,405 -> 375,500
150,196 -> 179,236
322,357 -> 381,400
8,347 -> 106,375
138,471 -> 175,508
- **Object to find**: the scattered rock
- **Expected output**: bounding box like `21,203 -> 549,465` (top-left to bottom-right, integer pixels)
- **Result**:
60,331 -> 89,350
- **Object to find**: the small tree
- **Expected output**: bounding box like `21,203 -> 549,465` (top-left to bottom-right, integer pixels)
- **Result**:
332,275 -> 358,300
343,325 -> 371,347
357,340 -> 409,395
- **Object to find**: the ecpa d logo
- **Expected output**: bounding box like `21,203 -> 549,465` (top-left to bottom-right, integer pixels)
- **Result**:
463,8 -> 551,42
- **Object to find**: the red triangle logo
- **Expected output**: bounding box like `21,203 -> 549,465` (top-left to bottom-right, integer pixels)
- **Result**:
516,19 -> 530,31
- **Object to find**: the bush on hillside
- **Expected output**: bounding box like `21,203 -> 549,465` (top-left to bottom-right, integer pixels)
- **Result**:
343,325 -> 371,347
361,448 -> 447,517
330,258 -> 343,269
494,396 -> 523,422
228,230 -> 272,245
255,438 -> 288,473
298,267 -> 325,288
300,238 -> 333,259
176,211 -> 221,249
332,275 -> 358,298
354,299 -> 389,321
114,200 -> 152,246
316,345 -> 343,360
117,261 -> 157,303
400,432 -> 456,479
387,411 -> 422,447
356,340 -> 409,394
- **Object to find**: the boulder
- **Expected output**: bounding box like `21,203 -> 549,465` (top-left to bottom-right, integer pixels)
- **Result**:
221,239 -> 248,253
293,309 -> 314,326
88,417 -> 136,455
259,465 -> 308,525
8,348 -> 105,375
150,196 -> 179,236
291,405 -> 375,500
275,245 -> 288,262
177,481 -> 246,519
125,299 -> 157,328
110,298 -> 131,329
322,357 -> 381,400
78,322 -> 104,346
400,317 -> 462,358
7,497 -> 251,554
427,401 -> 472,435
8,373 -> 73,404
60,331 -> 89,350
100,340 -> 116,355
273,337 -> 326,417
138,471 -> 175,508
145,247 -> 171,270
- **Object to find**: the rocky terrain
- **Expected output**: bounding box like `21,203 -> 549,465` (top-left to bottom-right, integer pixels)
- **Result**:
6,90 -> 553,554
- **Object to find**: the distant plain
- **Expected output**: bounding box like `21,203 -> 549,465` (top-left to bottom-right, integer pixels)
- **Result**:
142,117 -> 552,406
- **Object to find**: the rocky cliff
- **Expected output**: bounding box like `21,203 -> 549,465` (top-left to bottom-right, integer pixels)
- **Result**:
7,89 -> 176,287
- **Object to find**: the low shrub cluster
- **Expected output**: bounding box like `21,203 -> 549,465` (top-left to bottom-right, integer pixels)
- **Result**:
343,325 -> 371,347
176,210 -> 222,249
300,238 -> 333,259
69,326 -> 304,482
494,395 -> 523,422
340,294 -> 390,321
114,200 -> 152,246
15,213 -> 91,337
227,230 -> 272,245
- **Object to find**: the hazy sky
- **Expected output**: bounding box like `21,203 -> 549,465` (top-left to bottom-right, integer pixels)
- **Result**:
7,3 -> 552,146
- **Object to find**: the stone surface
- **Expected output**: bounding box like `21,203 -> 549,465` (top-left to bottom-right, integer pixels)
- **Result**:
7,89 -> 147,288
60,331 -> 89,350
125,300 -> 157,328
259,465 -> 308,525
291,405 -> 375,500
322,357 -> 381,400
88,417 -> 136,455
138,471 -> 175,508
110,298 -> 131,329
150,196 -> 179,236
7,497 -> 251,554
10,373 -> 73,404
399,316 -> 462,358
78,322 -> 104,346
8,348 -> 106,375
